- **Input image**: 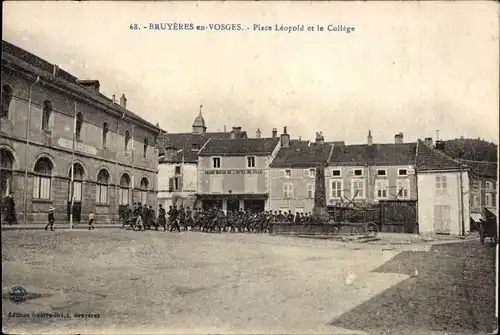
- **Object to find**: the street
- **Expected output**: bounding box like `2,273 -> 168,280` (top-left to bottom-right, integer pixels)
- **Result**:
2,229 -> 497,334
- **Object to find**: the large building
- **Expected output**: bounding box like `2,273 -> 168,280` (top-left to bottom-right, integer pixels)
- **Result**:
0,40 -> 161,225
196,128 -> 282,212
156,107 -> 248,209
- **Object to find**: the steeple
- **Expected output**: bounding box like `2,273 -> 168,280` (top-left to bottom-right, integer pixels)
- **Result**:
192,104 -> 207,133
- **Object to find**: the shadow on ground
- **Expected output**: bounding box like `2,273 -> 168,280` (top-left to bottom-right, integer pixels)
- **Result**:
330,241 -> 497,334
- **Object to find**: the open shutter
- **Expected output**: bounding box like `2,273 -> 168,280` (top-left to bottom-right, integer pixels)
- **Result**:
168,178 -> 174,192
178,176 -> 183,191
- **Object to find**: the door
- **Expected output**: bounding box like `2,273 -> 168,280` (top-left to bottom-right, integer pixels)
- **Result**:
67,164 -> 84,223
227,199 -> 239,212
434,205 -> 451,234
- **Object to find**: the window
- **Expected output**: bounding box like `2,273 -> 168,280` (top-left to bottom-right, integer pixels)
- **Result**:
0,149 -> 14,197
285,169 -> 291,178
124,130 -> 131,151
398,169 -> 408,176
68,163 -> 84,202
473,195 -> 480,208
42,100 -> 52,131
375,179 -> 389,199
486,193 -> 493,207
485,181 -> 493,190
140,177 -> 149,204
307,183 -> 315,198
247,156 -> 255,168
33,157 -> 52,200
332,169 -> 341,177
175,166 -> 181,175
436,176 -> 448,191
1,84 -> 13,118
102,122 -> 108,148
330,180 -> 343,199
396,179 -> 410,199
376,169 -> 387,176
308,168 -> 316,178
283,183 -> 294,199
96,169 -> 109,204
191,143 -> 200,151
168,177 -> 182,191
351,179 -> 365,199
354,169 -> 363,176
75,112 -> 83,141
212,157 -> 221,169
434,205 -> 451,234
119,174 -> 131,205
143,137 -> 149,158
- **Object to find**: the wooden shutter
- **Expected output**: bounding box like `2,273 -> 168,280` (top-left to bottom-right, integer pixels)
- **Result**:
168,178 -> 174,192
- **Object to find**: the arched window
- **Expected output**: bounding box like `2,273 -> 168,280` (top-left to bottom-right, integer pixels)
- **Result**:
75,112 -> 83,141
42,100 -> 52,131
119,173 -> 131,205
139,177 -> 149,205
102,122 -> 108,148
33,157 -> 53,199
68,163 -> 84,202
1,85 -> 13,119
0,149 -> 14,197
124,130 -> 131,151
143,137 -> 148,158
96,169 -> 109,204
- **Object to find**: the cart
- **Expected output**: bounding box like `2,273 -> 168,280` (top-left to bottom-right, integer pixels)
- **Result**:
479,207 -> 498,244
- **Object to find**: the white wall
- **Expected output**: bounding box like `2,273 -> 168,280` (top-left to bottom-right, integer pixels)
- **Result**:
157,162 -> 198,208
417,171 -> 470,236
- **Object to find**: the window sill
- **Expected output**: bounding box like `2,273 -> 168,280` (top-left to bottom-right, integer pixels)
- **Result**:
32,199 -> 52,203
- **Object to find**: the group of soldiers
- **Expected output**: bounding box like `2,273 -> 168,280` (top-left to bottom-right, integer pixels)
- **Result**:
121,203 -> 318,233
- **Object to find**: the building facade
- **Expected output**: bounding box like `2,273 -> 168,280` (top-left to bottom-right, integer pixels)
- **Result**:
466,160 -> 497,216
196,131 -> 282,212
0,40 -> 160,225
156,108 -> 248,209
269,134 -> 332,213
416,139 -> 470,236
326,132 -> 418,207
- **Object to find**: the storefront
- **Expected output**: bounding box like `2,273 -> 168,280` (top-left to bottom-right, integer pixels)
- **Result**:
196,193 -> 268,213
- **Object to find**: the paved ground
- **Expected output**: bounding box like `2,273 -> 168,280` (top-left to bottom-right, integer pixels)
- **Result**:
2,229 -> 497,334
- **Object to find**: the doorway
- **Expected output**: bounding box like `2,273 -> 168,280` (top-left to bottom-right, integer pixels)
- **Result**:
244,200 -> 265,213
227,199 -> 240,212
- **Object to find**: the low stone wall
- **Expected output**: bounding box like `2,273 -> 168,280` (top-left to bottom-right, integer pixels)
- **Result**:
270,223 -> 369,236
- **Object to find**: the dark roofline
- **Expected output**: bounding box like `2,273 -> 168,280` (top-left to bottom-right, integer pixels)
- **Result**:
2,40 -> 161,134
416,139 -> 468,172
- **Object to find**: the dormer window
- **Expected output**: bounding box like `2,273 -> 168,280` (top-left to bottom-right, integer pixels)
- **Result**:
212,157 -> 221,169
247,156 -> 255,168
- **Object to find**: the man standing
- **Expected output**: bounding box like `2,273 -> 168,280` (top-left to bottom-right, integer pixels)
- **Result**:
3,192 -> 17,225
45,206 -> 55,231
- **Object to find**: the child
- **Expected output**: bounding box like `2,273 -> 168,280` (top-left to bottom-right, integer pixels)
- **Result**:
88,212 -> 95,230
45,206 -> 55,231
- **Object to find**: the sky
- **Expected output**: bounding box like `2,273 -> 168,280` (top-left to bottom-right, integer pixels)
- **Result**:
3,1 -> 499,144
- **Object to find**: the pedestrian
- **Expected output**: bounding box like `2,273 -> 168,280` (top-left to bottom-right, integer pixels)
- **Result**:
45,206 -> 55,231
88,211 -> 95,230
3,192 -> 17,225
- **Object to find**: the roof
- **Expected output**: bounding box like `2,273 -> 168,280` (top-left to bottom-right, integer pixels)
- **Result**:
2,40 -> 161,133
159,132 -> 233,163
198,137 -> 280,156
463,160 -> 497,179
328,142 -> 417,166
270,143 -> 333,168
415,139 -> 464,172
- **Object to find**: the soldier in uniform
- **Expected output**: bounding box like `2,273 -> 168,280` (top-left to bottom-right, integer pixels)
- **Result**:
169,205 -> 181,232
185,206 -> 193,230
158,204 -> 167,231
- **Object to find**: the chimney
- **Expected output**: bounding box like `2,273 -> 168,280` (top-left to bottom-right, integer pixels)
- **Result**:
435,140 -> 445,151
272,128 -> 277,138
224,125 -> 227,132
120,94 -> 127,109
367,130 -> 373,146
424,137 -> 433,147
256,128 -> 261,138
112,94 -> 116,104
280,126 -> 290,148
77,80 -> 100,93
315,131 -> 325,144
53,65 -> 59,76
394,132 -> 404,144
